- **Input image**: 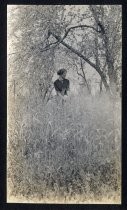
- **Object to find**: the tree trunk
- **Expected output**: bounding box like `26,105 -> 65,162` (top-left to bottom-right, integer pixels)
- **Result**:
94,24 -> 110,93
89,6 -> 117,93
80,59 -> 91,94
99,71 -> 110,92
100,79 -> 103,93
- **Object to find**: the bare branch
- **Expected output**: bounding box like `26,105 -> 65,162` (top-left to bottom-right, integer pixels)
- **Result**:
40,24 -> 101,53
58,24 -> 101,44
40,40 -> 59,53
76,70 -> 84,79
49,30 -> 98,71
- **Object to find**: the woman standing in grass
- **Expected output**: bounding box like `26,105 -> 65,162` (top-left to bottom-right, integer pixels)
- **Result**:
54,69 -> 70,105
53,69 -> 70,127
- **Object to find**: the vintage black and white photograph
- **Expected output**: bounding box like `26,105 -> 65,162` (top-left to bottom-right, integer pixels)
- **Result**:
7,5 -> 121,203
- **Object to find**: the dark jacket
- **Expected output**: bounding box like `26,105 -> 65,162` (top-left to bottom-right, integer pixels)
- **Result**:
54,79 -> 70,95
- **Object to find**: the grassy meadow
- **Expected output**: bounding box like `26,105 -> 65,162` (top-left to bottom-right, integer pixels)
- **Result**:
7,93 -> 121,203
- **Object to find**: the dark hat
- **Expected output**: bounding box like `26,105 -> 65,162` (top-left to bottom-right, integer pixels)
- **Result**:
57,69 -> 67,75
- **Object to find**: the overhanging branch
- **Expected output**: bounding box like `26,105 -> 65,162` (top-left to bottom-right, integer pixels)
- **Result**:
49,30 -> 98,71
40,40 -> 59,52
62,24 -> 101,41
40,24 -> 101,53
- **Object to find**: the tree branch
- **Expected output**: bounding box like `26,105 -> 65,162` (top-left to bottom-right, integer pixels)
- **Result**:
56,24 -> 101,44
76,70 -> 84,80
40,24 -> 101,53
80,59 -> 91,94
40,41 -> 59,53
49,30 -> 99,71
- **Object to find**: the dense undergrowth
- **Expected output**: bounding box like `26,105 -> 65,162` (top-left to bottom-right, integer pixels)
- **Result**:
7,93 -> 121,203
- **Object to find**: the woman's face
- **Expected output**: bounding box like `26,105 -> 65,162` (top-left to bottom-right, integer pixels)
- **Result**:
61,71 -> 67,79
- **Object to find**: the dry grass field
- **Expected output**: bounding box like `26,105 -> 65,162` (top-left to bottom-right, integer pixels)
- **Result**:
7,93 -> 121,203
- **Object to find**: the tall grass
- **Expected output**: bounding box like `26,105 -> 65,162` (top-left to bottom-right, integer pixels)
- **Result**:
7,93 -> 121,203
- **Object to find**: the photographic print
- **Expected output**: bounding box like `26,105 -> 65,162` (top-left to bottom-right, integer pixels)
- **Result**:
7,5 -> 121,204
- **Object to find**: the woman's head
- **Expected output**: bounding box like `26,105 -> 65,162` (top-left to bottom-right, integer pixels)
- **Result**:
57,69 -> 67,79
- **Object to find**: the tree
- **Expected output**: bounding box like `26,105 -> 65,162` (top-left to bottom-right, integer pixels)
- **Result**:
89,5 -> 122,93
8,5 -> 64,106
8,5 -> 122,105
40,5 -> 121,94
